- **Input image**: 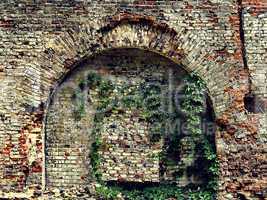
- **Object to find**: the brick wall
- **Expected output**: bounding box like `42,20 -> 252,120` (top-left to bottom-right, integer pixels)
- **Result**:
0,0 -> 266,199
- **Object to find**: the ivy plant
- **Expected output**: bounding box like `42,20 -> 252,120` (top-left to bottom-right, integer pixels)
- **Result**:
71,71 -> 219,200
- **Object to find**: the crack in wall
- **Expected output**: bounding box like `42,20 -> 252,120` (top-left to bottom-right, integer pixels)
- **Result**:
238,0 -> 253,89
238,0 -> 256,113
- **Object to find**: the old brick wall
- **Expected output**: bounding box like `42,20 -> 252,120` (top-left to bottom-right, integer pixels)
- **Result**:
0,0 -> 266,199
240,0 -> 267,199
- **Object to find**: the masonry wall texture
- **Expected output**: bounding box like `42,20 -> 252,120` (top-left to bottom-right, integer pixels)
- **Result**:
45,49 -> 176,188
45,48 -> 211,190
0,0 -> 266,200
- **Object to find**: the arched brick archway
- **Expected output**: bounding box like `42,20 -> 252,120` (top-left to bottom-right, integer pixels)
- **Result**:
35,14 -> 254,199
39,13 -> 236,116
0,0 -> 264,198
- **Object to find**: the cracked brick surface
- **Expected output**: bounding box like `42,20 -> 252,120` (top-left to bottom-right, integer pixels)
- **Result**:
0,1 -> 266,199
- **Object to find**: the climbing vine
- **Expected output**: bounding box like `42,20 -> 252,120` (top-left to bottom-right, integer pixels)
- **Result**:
180,73 -> 219,196
71,72 -> 218,200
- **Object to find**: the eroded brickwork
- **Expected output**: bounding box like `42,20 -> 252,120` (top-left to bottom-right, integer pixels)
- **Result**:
0,0 -> 266,199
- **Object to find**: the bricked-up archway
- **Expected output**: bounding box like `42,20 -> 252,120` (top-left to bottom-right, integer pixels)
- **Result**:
0,1 -> 265,198
44,48 -> 217,196
37,14 -> 256,199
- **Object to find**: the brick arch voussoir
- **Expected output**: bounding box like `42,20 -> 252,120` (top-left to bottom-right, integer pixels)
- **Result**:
38,17 -> 230,157
39,13 -> 228,189
40,13 -> 218,97
42,14 -> 238,124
